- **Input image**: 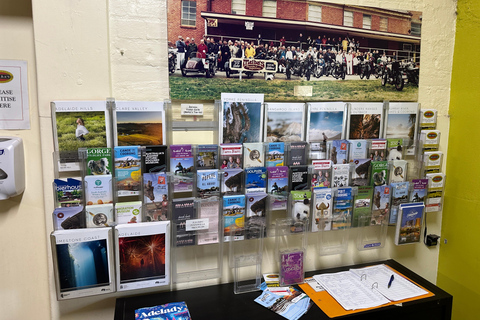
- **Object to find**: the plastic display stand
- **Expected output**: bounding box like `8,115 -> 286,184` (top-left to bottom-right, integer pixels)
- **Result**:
171,197 -> 223,285
356,214 -> 389,251
275,218 -> 308,286
229,225 -> 264,294
316,215 -> 351,256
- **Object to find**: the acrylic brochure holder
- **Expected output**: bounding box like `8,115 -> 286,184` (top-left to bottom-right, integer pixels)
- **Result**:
316,215 -> 351,256
229,225 -> 265,294
170,197 -> 223,285
356,213 -> 389,251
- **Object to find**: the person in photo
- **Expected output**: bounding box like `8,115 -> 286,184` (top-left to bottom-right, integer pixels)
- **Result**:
75,117 -> 89,141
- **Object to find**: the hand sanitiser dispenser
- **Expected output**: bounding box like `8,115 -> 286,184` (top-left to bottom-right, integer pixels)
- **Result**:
0,137 -> 25,200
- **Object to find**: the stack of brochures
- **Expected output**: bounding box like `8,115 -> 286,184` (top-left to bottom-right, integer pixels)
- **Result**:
135,301 -> 192,320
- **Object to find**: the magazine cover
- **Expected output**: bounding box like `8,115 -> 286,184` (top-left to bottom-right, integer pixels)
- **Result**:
114,101 -> 165,146
115,221 -> 170,291
290,191 -> 311,231
221,93 -> 264,143
385,102 -> 418,155
197,144 -> 218,169
332,164 -> 350,188
173,198 -> 196,247
143,172 -> 169,221
51,227 -> 114,300
287,142 -> 308,166
390,160 -> 408,183
370,161 -> 389,186
352,186 -> 373,227
144,145 -> 168,173
419,109 -> 437,130
85,147 -> 112,175
312,188 -> 333,232
279,251 -> 304,286
245,167 -> 267,193
86,203 -> 114,228
395,203 -> 425,245
53,206 -> 84,230
348,139 -> 368,161
243,142 -> 265,168
351,159 -> 371,186
114,146 -> 142,196
329,139 -> 349,164
196,169 -> 219,198
135,301 -> 192,320
197,198 -> 221,245
84,175 -> 113,205
54,177 -> 82,208
306,102 -> 346,142
221,168 -> 244,194
245,193 -> 268,239
169,144 -> 194,193
386,138 -> 404,160
265,102 -> 306,142
116,201 -> 142,225
290,165 -> 309,191
347,102 -> 384,140
426,173 -> 445,212
410,179 -> 428,203
371,185 -> 391,226
389,182 -> 410,225
368,139 -> 387,161
223,195 -> 245,241
332,187 -> 353,228
311,160 -> 332,189
267,166 -> 288,211
52,100 -> 111,172
219,143 -> 243,169
266,142 -> 285,167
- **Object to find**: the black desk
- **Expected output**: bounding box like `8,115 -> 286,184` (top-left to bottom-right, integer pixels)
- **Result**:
114,259 -> 452,320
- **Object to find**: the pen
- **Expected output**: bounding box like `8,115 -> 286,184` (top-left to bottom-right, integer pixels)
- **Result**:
388,275 -> 394,288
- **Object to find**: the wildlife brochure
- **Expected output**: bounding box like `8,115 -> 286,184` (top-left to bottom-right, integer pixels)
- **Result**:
290,166 -> 309,191
370,161 -> 389,186
223,195 -> 245,241
312,188 -> 333,232
245,167 -> 267,193
266,142 -> 285,167
221,168 -> 244,194
197,198 -> 221,245
279,250 -> 304,286
352,186 -> 373,227
53,206 -> 84,230
390,160 -> 408,183
220,143 -> 243,169
329,139 -> 349,164
287,142 -> 308,166
290,190 -> 311,232
423,151 -> 443,174
114,100 -> 165,146
143,172 -> 169,221
419,109 -> 437,130
196,169 -> 220,198
84,175 -> 113,205
395,203 -> 425,245
306,102 -> 346,142
243,142 -> 265,168
135,301 -> 192,320
371,185 -> 391,226
221,93 -> 264,144
426,173 -> 445,212
53,100 -> 111,172
369,139 -> 387,161
85,147 -> 112,176
116,201 -> 142,224
144,145 -> 167,173
169,144 -> 194,193
410,179 -> 428,203
347,102 -> 384,140
332,164 -> 350,188
114,146 -> 141,196
172,198 -> 196,247
385,102 -> 419,155
265,102 -> 306,142
386,138 -> 404,160
352,159 -> 371,186
51,227 -> 114,300
85,203 -> 114,228
389,182 -> 410,225
245,193 -> 268,239
54,177 -> 83,208
115,221 -> 170,291
267,166 -> 288,211
197,144 -> 218,169
348,139 -> 368,161
311,160 -> 332,189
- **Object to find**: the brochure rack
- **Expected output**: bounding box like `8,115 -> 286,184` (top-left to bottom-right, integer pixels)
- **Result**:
356,214 -> 389,251
229,225 -> 265,294
316,216 -> 351,256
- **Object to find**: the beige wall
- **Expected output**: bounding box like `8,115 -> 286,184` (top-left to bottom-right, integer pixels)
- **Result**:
0,0 -> 456,319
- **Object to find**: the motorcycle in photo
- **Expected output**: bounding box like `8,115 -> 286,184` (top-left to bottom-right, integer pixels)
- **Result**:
181,52 -> 216,78
168,49 -> 177,74
381,61 -> 404,91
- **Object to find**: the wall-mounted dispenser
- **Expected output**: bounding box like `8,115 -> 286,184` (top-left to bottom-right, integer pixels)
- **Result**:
0,137 -> 25,200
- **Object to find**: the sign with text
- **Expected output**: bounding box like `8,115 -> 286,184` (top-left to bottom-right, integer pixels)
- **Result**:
229,58 -> 277,73
181,103 -> 204,116
0,60 -> 30,129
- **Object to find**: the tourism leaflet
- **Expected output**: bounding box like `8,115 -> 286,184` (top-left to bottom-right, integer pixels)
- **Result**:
243,142 -> 265,168
135,301 -> 192,320
423,151 -> 443,174
197,198 -> 221,245
333,187 -> 353,228
290,190 -> 311,232
311,160 -> 332,189
169,144 -> 194,193
395,203 -> 425,245
196,169 -> 220,198
220,143 -> 243,169
279,251 -> 304,286
419,109 -> 437,130
85,147 -> 112,175
245,192 -> 268,239
223,195 -> 245,241
332,164 -> 350,188
290,166 -> 309,191
114,146 -> 141,196
389,182 -> 410,225
352,186 -> 373,227
197,144 -> 218,169
371,185 -> 391,226
426,173 -> 445,212
312,188 -> 333,232
287,142 -> 308,166
368,139 -> 387,161
267,166 -> 288,210
390,160 -> 408,183
410,179 -> 428,203
351,159 -> 371,186
245,167 -> 267,193
172,198 -> 196,247
54,177 -> 83,208
386,138 -> 404,160
221,168 -> 244,194
116,201 -> 142,224
266,142 -> 285,167
370,161 -> 389,186
144,145 -> 167,173
85,175 -> 113,205
86,203 -> 114,228
329,139 -> 349,164
348,139 -> 368,161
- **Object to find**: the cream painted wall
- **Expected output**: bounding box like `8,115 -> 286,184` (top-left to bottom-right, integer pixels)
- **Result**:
6,0 -> 455,319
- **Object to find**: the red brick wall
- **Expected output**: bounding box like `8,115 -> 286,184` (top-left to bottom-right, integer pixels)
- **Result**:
211,0 -> 231,14
388,17 -> 410,34
322,5 -> 343,26
167,0 -> 208,46
277,0 -> 306,21
353,12 -> 363,29
246,0 -> 262,17
371,15 -> 380,31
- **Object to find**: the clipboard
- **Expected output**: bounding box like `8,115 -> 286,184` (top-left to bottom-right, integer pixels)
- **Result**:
298,265 -> 435,318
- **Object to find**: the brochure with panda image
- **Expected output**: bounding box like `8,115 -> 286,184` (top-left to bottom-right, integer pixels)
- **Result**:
266,142 -> 285,167
221,168 -> 244,194
54,177 -> 83,208
389,182 -> 410,225
386,138 -> 404,160
85,203 -> 114,228
312,188 -> 333,232
223,195 -> 245,242
371,185 -> 391,226
290,190 -> 312,233
85,147 -> 112,176
243,142 -> 265,168
144,145 -> 168,173
390,160 -> 408,183
287,142 -> 308,166
329,139 -> 349,164
84,175 -> 113,205
245,167 -> 267,193
245,193 -> 268,239
53,206 -> 85,230
115,201 -> 142,225
370,161 -> 389,186
332,164 -> 350,188
114,146 -> 142,196
349,139 -> 368,161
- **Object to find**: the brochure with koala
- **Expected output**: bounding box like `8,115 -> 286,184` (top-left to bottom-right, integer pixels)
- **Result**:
267,166 -> 288,210
170,144 -> 194,193
85,175 -> 113,205
85,203 -> 114,228
312,188 -> 333,232
245,193 -> 268,239
85,147 -> 112,175
370,161 -> 389,186
116,201 -> 142,225
223,195 -> 245,241
243,142 -> 265,168
389,182 -> 410,225
114,146 -> 142,196
144,145 -> 167,173
266,142 -> 285,167
371,185 -> 391,226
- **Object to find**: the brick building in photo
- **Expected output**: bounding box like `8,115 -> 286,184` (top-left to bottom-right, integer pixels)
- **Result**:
168,1 -> 421,59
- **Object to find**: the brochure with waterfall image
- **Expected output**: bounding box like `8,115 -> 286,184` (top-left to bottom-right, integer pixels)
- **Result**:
347,102 -> 384,140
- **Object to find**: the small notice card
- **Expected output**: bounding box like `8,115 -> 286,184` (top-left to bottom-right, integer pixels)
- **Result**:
0,60 -> 30,129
